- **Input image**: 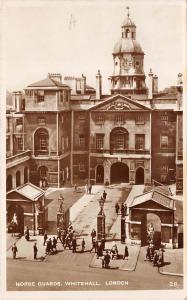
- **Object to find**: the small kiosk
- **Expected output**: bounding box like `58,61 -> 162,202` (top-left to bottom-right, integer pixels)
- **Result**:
7,183 -> 47,235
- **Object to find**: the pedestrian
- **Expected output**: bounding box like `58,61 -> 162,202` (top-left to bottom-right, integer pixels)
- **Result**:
88,184 -> 92,194
153,250 -> 159,266
33,243 -> 38,260
81,238 -> 85,252
115,202 -> 120,214
52,236 -> 57,254
104,250 -> 111,268
72,237 -> 77,253
103,190 -> 107,201
145,245 -> 151,261
74,183 -> 77,192
91,228 -> 96,243
12,243 -> 18,259
123,245 -> 129,260
43,231 -> 48,246
90,237 -> 97,253
25,226 -> 30,241
64,234 -> 71,249
61,229 -> 66,247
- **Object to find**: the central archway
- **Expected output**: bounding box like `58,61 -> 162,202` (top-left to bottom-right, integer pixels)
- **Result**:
111,162 -> 129,183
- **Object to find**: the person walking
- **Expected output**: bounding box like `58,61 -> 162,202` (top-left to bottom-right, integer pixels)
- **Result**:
85,183 -> 88,194
25,226 -> 30,241
81,238 -> 85,252
43,231 -> 48,246
72,237 -> 77,253
90,237 -> 97,253
123,245 -> 129,260
115,202 -> 120,214
91,228 -> 96,243
88,184 -> 92,194
33,243 -> 38,260
103,190 -> 107,201
12,243 -> 18,259
104,250 -> 111,268
52,236 -> 57,254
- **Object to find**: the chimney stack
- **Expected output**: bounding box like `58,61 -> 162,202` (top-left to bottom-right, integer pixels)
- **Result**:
96,70 -> 102,100
177,73 -> 183,86
48,73 -> 62,83
12,91 -> 23,112
81,74 -> 86,95
153,75 -> 158,94
148,68 -> 153,99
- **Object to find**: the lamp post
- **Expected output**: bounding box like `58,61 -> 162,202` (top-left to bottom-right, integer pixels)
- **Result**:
57,194 -> 65,231
97,197 -> 105,241
121,203 -> 127,243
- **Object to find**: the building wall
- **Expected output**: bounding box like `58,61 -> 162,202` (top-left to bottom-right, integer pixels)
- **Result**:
151,111 -> 176,184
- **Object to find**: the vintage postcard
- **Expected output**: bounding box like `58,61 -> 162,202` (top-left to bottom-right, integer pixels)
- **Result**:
2,0 -> 186,299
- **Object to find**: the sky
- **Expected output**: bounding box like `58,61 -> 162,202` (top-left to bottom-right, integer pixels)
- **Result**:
5,0 -> 186,93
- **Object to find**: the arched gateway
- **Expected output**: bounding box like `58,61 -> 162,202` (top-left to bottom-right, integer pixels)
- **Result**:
135,167 -> 144,184
111,162 -> 129,183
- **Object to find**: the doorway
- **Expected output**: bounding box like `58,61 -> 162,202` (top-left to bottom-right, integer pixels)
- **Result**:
110,162 -> 129,183
135,167 -> 144,184
96,165 -> 104,183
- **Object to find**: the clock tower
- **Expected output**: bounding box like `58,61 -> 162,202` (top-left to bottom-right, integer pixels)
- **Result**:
109,7 -> 147,96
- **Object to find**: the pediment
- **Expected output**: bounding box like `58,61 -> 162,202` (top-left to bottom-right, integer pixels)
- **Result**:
132,199 -> 173,210
90,94 -> 151,111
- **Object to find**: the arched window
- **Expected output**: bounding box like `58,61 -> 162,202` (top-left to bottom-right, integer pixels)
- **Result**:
6,175 -> 13,191
16,170 -> 21,187
34,128 -> 49,156
125,29 -> 130,38
24,167 -> 28,183
110,127 -> 129,151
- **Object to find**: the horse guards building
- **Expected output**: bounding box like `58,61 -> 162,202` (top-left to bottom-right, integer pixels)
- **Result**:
6,10 -> 183,248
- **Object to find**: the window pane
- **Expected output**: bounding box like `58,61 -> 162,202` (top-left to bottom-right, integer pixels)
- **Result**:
96,134 -> 104,149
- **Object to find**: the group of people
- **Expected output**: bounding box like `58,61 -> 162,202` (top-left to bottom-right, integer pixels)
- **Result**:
115,202 -> 127,216
145,243 -> 164,267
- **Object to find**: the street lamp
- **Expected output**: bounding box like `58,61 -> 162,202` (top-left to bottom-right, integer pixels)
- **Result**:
57,194 -> 65,231
97,197 -> 105,241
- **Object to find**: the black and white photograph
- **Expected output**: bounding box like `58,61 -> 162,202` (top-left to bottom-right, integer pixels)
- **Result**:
3,0 -> 186,299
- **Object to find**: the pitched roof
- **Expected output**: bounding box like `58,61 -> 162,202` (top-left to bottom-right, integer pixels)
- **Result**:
130,190 -> 174,210
7,183 -> 44,201
28,77 -> 70,89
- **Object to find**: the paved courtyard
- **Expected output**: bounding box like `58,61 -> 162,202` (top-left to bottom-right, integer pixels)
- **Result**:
7,183 -> 183,291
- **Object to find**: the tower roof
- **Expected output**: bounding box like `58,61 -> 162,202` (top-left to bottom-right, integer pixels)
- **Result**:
121,6 -> 136,27
113,38 -> 143,54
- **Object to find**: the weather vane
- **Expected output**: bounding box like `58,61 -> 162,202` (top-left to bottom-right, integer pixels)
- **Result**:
126,6 -> 130,17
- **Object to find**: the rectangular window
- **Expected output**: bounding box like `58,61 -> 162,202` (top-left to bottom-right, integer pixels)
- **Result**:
40,136 -> 47,150
160,165 -> 168,183
135,114 -> 145,124
17,137 -> 23,151
6,137 -> 10,152
37,90 -> 45,102
115,114 -> 125,124
38,117 -> 46,125
135,134 -> 145,150
79,162 -> 86,172
116,134 -> 125,149
16,118 -> 23,126
60,92 -> 63,102
161,115 -> 168,125
96,114 -> 104,124
160,135 -> 168,149
79,134 -> 85,147
96,134 -> 104,149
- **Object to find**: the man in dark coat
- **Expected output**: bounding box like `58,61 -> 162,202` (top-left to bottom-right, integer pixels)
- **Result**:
104,250 -> 111,268
115,202 -> 120,214
72,237 -> 77,253
91,228 -> 96,243
43,231 -> 48,246
52,236 -> 57,254
33,243 -> 38,260
12,243 -> 18,259
103,190 -> 107,201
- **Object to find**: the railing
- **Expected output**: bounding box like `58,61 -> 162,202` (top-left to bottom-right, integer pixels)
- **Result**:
91,148 -> 150,154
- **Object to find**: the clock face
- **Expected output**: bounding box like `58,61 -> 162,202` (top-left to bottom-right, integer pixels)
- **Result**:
121,57 -> 133,68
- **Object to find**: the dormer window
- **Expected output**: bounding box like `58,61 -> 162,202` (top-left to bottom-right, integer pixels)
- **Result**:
37,90 -> 44,102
